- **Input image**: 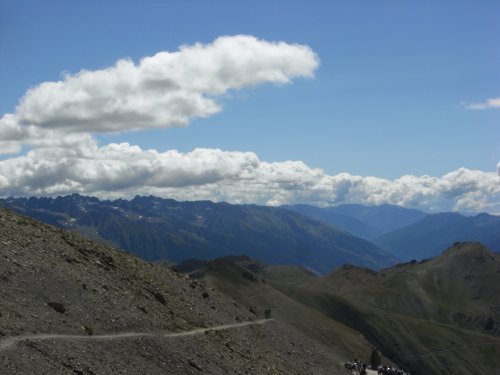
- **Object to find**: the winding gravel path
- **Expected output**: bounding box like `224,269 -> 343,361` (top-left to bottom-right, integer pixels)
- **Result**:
0,318 -> 273,351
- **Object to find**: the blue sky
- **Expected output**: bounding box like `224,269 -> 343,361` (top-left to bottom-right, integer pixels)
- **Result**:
0,0 -> 499,212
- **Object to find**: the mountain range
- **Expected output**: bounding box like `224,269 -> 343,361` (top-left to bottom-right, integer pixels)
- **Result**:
372,212 -> 500,261
2,195 -> 499,270
284,203 -> 427,240
284,203 -> 500,261
2,205 -> 500,374
0,195 -> 396,274
283,204 -> 385,239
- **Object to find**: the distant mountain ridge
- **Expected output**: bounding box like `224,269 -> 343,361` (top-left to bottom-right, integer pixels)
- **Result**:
283,203 -> 427,239
283,204 -> 383,239
284,203 -> 500,262
0,194 -> 397,274
324,204 -> 428,233
373,212 -> 500,261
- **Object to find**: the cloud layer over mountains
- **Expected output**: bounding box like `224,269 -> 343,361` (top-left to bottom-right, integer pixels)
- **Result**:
0,35 -> 498,213
1,140 -> 498,214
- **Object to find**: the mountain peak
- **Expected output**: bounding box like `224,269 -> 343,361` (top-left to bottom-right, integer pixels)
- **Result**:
439,241 -> 496,266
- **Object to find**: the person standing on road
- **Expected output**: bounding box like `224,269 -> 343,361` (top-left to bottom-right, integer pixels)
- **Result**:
264,306 -> 272,319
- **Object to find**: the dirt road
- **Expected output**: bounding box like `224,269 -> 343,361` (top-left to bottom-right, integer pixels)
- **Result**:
0,318 -> 273,351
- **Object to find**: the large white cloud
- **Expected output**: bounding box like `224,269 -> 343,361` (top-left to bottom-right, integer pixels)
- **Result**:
0,35 -> 318,150
0,142 -> 498,214
464,97 -> 500,110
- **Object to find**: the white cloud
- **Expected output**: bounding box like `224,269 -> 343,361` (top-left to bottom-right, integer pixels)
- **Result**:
0,142 -> 498,214
0,35 -> 497,214
464,97 -> 500,110
0,35 -> 318,150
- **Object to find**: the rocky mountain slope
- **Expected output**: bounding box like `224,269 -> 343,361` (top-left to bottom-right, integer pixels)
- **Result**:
175,255 -> 318,286
297,242 -> 500,374
175,243 -> 500,374
373,212 -> 500,261
175,257 -> 384,371
0,195 -> 397,273
0,207 -> 364,374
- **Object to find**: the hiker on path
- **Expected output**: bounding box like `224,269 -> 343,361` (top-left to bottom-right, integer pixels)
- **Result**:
264,306 -> 272,319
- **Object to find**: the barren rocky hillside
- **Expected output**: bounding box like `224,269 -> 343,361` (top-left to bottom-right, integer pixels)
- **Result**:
0,208 -> 353,374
